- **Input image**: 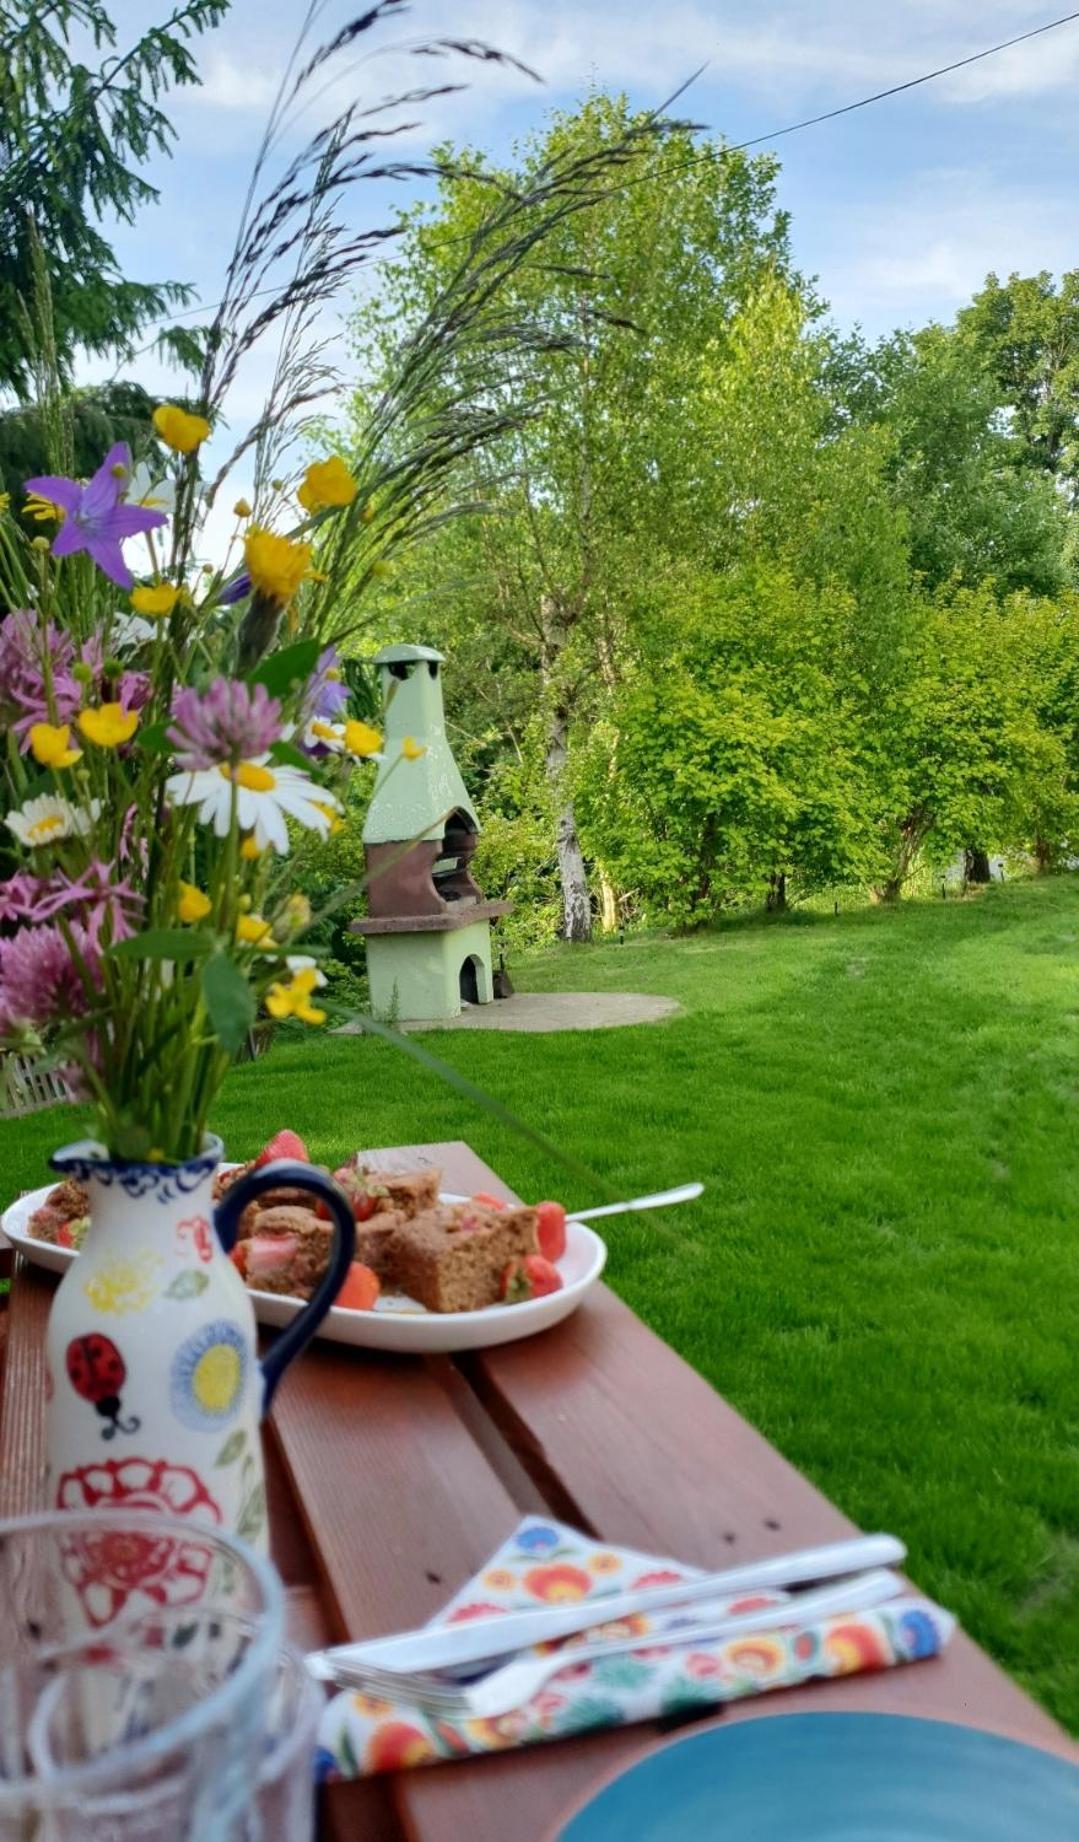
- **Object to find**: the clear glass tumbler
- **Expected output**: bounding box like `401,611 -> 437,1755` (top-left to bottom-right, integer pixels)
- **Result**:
249,1647 -> 324,1842
0,1508 -> 284,1841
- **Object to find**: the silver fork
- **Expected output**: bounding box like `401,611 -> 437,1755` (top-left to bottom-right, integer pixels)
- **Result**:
567,1183 -> 704,1222
313,1569 -> 904,1721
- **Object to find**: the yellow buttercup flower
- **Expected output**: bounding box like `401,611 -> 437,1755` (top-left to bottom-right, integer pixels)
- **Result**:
236,912 -> 273,948
265,967 -> 326,1026
243,527 -> 315,606
78,703 -> 139,748
29,722 -> 81,769
177,882 -> 212,924
25,492 -> 64,524
131,583 -> 180,618
297,455 -> 358,513
343,719 -> 382,758
402,736 -> 426,761
153,404 -> 210,453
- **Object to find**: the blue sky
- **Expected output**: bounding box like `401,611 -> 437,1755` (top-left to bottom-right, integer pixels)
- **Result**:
90,0 -> 1079,545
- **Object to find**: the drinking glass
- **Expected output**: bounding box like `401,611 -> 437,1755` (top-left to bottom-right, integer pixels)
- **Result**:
0,1509 -> 284,1840
249,1647 -> 324,1841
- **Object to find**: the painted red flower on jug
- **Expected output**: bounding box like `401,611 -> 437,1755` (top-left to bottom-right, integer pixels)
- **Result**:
55,1456 -> 221,1626
176,1215 -> 213,1263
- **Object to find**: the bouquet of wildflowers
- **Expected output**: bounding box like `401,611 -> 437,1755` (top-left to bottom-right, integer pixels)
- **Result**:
0,413 -> 395,1160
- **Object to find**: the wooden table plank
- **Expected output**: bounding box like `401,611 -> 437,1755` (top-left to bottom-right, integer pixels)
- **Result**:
267,1339 -> 525,1644
0,1257 -> 50,1517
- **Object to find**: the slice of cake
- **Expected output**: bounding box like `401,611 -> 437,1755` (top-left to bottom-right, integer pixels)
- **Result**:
342,1160 -> 441,1220
29,1179 -> 91,1248
354,1210 -> 407,1284
392,1203 -> 538,1313
237,1205 -> 332,1299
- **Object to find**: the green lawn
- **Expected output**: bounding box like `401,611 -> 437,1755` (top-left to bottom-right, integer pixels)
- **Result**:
4,877 -> 1079,1731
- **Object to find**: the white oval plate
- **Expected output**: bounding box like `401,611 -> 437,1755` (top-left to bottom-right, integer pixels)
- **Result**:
1,1185 -> 607,1355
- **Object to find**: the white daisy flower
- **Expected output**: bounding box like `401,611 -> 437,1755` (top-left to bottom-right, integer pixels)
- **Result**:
301,717 -> 347,754
286,954 -> 328,987
7,795 -> 100,848
166,758 -> 341,856
110,612 -> 158,652
128,462 -> 176,514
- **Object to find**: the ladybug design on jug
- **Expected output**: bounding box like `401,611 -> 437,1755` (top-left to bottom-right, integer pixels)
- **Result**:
65,1334 -> 141,1440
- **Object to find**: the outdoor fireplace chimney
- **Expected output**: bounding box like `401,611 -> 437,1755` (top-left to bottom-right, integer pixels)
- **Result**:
350,644 -> 511,1022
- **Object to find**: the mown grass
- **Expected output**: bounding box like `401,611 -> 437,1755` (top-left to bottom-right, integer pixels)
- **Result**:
4,877 -> 1078,1731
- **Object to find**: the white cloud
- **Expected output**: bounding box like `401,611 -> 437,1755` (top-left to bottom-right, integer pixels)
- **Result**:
821,166 -> 1074,331
187,51 -> 282,113
938,27 -> 1079,102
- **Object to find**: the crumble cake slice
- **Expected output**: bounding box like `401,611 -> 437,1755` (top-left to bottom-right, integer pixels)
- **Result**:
391,1202 -> 538,1313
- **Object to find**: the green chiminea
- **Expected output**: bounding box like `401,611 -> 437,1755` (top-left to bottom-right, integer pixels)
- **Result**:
350,644 -> 511,1022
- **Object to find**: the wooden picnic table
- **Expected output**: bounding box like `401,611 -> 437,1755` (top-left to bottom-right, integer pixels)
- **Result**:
1,1139 -> 1073,1840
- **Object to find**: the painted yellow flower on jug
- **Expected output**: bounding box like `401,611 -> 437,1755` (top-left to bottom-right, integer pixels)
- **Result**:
84,1251 -> 161,1316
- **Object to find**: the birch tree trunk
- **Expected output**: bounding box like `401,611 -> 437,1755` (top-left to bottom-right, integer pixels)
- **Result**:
545,700 -> 592,941
541,593 -> 592,942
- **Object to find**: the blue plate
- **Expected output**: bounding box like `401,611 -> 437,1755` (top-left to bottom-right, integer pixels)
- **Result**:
557,1713 -> 1079,1840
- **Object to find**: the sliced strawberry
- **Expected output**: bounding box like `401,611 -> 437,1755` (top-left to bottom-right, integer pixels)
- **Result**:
56,1220 -> 75,1249
522,1253 -> 563,1298
255,1129 -> 309,1167
499,1254 -> 563,1304
228,1244 -> 247,1276
326,1167 -> 380,1222
243,1232 -> 299,1283
335,1262 -> 381,1311
472,1191 -> 506,1210
534,1201 -> 567,1263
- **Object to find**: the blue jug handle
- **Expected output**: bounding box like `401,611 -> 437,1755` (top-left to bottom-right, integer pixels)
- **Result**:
214,1159 -> 356,1412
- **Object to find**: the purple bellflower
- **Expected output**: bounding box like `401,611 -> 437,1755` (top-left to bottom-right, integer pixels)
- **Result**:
25,444 -> 168,590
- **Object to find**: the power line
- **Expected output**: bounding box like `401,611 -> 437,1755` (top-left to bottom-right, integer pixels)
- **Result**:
133,7 -> 1079,346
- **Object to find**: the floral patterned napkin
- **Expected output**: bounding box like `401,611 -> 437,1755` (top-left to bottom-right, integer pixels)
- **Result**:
317,1517 -> 955,1778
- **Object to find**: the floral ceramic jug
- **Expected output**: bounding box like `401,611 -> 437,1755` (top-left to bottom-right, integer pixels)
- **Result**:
44,1137 -> 355,1553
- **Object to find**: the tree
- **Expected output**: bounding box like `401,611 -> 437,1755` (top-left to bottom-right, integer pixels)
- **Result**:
862,324 -> 1071,596
874,585 -> 1075,898
350,96 -> 805,938
0,382 -> 166,503
576,563 -> 889,926
0,0 -> 227,396
959,271 -> 1079,508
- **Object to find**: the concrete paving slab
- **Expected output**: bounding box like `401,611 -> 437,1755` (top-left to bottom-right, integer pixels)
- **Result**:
335,991 -> 680,1034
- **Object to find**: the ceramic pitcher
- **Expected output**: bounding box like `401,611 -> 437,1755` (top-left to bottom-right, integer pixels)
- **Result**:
43,1137 -> 355,1554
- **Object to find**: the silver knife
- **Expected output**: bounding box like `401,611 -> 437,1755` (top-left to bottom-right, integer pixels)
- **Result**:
318,1532 -> 906,1677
